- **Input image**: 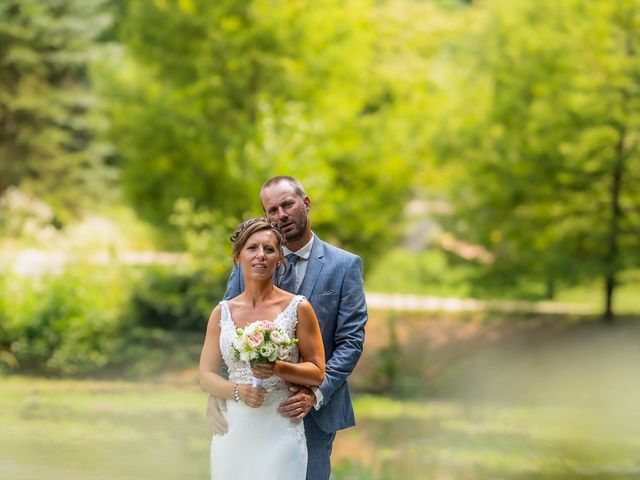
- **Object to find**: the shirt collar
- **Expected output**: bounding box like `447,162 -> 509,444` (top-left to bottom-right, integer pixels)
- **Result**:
283,233 -> 314,260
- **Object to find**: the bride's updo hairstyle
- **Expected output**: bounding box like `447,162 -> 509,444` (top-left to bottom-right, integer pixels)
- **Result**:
230,217 -> 286,264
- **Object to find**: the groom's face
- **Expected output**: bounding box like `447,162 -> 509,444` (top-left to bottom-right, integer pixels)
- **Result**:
261,182 -> 310,244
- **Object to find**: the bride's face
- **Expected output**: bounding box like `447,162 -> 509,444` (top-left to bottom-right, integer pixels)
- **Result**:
236,230 -> 281,280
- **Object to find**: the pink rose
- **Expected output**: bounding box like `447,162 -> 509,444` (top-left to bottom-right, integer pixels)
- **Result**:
248,332 -> 264,349
256,320 -> 276,330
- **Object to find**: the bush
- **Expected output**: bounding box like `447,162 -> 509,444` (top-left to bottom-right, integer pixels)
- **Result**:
0,277 -> 18,370
0,260 -> 229,377
0,266 -> 130,375
128,265 -> 227,332
111,327 -> 203,378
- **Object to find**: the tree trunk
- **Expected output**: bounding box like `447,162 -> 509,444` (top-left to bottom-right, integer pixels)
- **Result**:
604,275 -> 615,322
603,128 -> 625,323
545,277 -> 555,300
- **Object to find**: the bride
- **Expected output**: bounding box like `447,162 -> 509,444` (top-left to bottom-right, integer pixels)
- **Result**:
199,217 -> 325,480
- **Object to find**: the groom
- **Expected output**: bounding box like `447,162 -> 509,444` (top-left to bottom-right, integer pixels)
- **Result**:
208,175 -> 368,480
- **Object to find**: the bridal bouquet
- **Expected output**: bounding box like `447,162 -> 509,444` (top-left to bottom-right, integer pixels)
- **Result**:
231,320 -> 298,366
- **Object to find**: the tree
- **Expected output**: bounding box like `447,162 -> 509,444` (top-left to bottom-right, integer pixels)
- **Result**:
101,0 -> 429,264
0,0 -> 114,221
432,0 -> 640,319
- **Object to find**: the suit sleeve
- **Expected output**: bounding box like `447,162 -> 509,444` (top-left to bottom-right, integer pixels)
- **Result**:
223,264 -> 242,300
318,255 -> 368,405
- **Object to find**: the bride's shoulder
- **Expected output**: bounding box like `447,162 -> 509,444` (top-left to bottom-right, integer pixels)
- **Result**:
209,303 -> 223,317
295,297 -> 314,317
294,299 -> 319,335
206,303 -> 224,331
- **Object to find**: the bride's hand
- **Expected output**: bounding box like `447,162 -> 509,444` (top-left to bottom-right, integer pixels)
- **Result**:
251,362 -> 277,379
239,384 -> 266,408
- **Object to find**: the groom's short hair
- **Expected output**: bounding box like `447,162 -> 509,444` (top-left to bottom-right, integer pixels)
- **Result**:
260,176 -> 307,200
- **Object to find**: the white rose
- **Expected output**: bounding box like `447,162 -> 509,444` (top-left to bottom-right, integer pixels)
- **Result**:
260,343 -> 276,360
232,337 -> 244,351
270,329 -> 285,345
277,345 -> 290,360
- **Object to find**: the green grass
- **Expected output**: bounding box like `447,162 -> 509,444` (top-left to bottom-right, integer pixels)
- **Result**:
0,378 -> 209,480
2,376 -> 640,480
554,268 -> 640,315
366,249 -> 478,298
366,248 -> 640,315
336,396 -> 640,479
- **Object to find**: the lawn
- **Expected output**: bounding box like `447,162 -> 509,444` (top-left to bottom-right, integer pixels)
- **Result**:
366,248 -> 640,315
3,298 -> 640,479
2,373 -> 640,480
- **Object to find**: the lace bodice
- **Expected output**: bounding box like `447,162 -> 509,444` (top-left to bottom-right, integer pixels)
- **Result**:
219,295 -> 303,392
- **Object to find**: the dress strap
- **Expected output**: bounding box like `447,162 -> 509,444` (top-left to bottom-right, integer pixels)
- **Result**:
279,295 -> 305,335
286,294 -> 305,313
218,300 -> 231,327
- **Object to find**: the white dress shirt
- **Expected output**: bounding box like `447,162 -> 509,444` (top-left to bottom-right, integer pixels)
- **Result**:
283,235 -> 314,293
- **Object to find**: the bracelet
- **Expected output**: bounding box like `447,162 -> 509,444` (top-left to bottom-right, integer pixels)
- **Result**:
232,383 -> 240,403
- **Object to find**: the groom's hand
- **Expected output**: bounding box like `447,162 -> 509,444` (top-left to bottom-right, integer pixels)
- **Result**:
206,395 -> 228,435
277,386 -> 315,423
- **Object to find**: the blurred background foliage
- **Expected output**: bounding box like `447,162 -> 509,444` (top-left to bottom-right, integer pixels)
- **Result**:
0,0 -> 639,374
2,1 -> 640,479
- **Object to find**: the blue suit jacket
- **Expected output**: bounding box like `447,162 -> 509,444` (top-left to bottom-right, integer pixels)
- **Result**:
223,235 -> 368,433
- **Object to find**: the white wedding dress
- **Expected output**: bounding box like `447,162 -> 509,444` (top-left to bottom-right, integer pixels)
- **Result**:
211,295 -> 307,480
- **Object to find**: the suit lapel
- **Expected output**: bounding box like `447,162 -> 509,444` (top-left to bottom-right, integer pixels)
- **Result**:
298,238 -> 325,298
